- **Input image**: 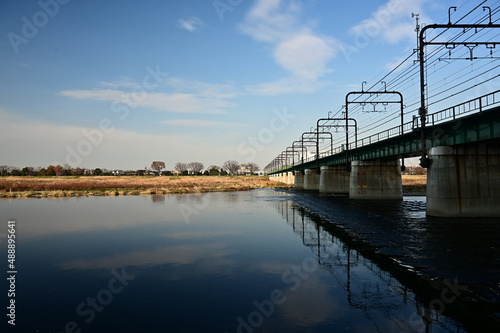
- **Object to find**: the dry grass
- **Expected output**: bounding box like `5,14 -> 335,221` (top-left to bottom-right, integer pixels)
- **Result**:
402,175 -> 427,193
0,176 -> 288,198
402,175 -> 427,186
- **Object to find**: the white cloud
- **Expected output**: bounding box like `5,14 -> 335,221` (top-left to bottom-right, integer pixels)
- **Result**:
350,0 -> 431,44
177,16 -> 205,32
239,0 -> 337,92
164,77 -> 239,100
60,76 -> 239,114
161,119 -> 241,127
239,0 -> 303,43
273,33 -> 335,80
59,89 -> 231,114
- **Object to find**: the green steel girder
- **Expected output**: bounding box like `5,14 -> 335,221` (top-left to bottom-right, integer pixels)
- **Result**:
271,106 -> 500,174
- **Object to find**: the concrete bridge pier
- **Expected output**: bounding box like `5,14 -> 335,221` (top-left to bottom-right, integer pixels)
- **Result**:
283,172 -> 293,185
304,169 -> 320,190
294,171 -> 304,189
270,173 -> 284,183
427,145 -> 500,217
349,160 -> 402,199
319,166 -> 350,194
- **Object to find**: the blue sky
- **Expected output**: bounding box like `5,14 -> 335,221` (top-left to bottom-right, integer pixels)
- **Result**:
1,0 -> 499,171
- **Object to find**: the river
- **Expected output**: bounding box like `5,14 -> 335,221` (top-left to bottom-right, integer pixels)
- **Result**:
1,189 -> 497,332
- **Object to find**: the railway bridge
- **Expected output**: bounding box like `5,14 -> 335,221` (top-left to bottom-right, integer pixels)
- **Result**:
266,91 -> 500,217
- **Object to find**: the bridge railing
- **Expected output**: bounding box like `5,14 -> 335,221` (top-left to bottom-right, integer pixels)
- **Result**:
275,90 -> 500,172
348,89 -> 500,151
413,89 -> 500,127
355,121 -> 414,149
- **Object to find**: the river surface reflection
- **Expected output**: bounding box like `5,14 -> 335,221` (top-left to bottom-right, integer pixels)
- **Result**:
0,190 -> 478,332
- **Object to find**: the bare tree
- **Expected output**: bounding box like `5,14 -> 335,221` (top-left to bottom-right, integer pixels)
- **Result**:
222,160 -> 240,175
188,162 -> 204,175
174,162 -> 188,175
242,162 -> 259,174
0,165 -> 9,176
402,165 -> 427,175
151,161 -> 166,175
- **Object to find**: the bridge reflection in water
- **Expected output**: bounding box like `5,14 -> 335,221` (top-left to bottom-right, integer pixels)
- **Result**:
271,195 -> 498,332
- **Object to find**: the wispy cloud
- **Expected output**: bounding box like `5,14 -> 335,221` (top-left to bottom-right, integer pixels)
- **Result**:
350,0 -> 431,44
246,77 -> 331,95
239,0 -> 337,94
164,77 -> 239,100
97,77 -> 139,89
177,16 -> 205,32
161,119 -> 241,127
239,0 -> 302,43
59,89 -> 229,114
60,76 -> 239,114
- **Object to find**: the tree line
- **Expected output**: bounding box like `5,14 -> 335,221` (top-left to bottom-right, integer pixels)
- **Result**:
0,161 -> 260,177
152,161 -> 259,176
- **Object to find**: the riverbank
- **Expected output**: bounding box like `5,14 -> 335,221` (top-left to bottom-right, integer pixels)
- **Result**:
0,175 -> 288,198
0,175 -> 425,198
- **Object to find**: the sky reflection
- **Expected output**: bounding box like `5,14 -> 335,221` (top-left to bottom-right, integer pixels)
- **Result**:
0,190 -> 474,332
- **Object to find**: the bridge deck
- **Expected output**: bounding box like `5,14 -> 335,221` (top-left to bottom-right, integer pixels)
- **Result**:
271,103 -> 500,174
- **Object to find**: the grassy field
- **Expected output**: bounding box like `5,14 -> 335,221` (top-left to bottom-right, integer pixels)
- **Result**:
0,174 -> 426,198
0,176 -> 288,198
401,175 -> 427,193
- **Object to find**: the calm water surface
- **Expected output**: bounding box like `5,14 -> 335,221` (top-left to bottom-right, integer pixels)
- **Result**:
0,190 -> 475,332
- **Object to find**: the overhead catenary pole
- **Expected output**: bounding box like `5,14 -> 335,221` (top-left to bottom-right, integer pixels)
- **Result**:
301,131 -> 334,160
418,6 -> 500,167
317,117 -> 358,152
345,82 -> 404,167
